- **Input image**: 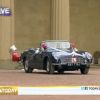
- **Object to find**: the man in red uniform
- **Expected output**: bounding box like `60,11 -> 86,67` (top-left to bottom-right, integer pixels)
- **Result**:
10,45 -> 21,62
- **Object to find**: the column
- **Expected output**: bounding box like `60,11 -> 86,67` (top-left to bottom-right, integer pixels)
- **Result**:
51,0 -> 70,40
0,0 -> 14,59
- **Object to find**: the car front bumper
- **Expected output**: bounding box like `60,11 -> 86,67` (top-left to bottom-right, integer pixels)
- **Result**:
52,63 -> 90,71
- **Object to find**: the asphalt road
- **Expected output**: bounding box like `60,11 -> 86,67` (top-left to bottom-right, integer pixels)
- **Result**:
0,67 -> 100,100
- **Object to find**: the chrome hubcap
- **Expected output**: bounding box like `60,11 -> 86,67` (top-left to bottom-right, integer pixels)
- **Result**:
25,60 -> 28,70
47,61 -> 50,72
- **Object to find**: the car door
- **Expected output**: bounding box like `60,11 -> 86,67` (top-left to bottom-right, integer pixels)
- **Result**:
33,51 -> 44,69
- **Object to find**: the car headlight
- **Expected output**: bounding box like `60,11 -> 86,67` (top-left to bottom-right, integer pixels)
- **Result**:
85,52 -> 92,60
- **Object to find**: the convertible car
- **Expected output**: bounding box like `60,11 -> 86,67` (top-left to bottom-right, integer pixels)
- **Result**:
10,40 -> 92,74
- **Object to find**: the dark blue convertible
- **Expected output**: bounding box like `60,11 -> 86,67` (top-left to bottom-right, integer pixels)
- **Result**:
20,40 -> 92,74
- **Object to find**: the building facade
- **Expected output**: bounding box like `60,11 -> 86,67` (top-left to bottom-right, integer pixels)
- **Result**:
0,0 -> 100,69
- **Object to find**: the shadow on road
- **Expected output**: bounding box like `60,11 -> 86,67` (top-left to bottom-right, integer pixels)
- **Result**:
31,71 -> 83,75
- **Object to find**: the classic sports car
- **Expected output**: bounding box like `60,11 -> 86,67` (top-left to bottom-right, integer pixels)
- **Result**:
10,40 -> 92,74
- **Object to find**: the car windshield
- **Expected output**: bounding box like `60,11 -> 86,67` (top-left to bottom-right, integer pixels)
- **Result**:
46,41 -> 72,51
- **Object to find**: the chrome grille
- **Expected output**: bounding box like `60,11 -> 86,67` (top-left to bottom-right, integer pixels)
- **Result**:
61,56 -> 85,64
76,56 -> 85,63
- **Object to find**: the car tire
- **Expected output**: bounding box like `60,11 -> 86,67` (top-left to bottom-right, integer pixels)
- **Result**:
80,66 -> 89,74
46,59 -> 54,74
24,59 -> 33,73
58,70 -> 64,74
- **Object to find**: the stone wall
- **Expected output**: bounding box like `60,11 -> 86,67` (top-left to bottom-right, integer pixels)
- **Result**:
70,0 -> 100,55
15,0 -> 51,51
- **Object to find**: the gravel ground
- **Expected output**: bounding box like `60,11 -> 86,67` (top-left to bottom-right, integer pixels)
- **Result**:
0,67 -> 100,100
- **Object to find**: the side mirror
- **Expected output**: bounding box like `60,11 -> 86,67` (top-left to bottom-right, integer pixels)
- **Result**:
35,48 -> 40,54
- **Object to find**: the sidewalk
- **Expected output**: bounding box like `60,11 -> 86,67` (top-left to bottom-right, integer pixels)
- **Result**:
91,64 -> 100,68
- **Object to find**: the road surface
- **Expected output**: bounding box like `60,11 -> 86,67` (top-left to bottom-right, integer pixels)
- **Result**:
0,67 -> 100,100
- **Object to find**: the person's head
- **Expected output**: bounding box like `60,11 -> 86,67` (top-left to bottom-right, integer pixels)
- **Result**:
41,41 -> 47,50
71,42 -> 76,48
9,45 -> 17,53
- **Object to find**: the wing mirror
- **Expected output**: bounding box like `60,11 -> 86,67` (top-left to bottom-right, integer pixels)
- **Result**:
35,48 -> 40,54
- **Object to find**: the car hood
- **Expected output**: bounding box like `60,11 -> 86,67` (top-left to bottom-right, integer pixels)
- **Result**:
51,48 -> 92,60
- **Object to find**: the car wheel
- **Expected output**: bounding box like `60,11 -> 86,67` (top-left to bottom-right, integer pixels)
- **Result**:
58,70 -> 64,74
24,59 -> 33,73
80,66 -> 89,74
46,59 -> 54,74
